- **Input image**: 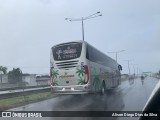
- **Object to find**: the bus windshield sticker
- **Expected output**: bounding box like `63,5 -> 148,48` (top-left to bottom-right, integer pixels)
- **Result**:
63,47 -> 77,54
56,49 -> 62,60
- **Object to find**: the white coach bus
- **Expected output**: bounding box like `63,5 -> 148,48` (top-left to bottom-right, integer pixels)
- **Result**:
50,40 -> 122,94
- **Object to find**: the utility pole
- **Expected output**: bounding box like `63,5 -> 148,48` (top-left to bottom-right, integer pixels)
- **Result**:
108,50 -> 125,63
132,64 -> 138,77
124,60 -> 133,75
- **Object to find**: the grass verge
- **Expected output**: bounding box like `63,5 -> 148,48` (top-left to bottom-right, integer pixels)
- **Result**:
0,91 -> 55,111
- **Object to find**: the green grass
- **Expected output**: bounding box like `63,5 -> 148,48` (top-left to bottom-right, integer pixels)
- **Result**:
0,91 -> 54,110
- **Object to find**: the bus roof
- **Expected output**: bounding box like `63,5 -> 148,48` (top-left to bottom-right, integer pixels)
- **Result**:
51,40 -> 84,48
51,40 -> 118,65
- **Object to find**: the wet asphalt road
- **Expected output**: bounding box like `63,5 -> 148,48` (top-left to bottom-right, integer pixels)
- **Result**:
4,77 -> 159,120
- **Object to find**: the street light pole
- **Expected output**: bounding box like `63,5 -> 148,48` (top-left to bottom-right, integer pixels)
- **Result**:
124,60 -> 133,75
65,12 -> 102,41
137,67 -> 139,76
128,61 -> 130,75
132,64 -> 135,78
82,17 -> 84,41
108,50 -> 125,63
132,64 -> 138,77
116,52 -> 117,62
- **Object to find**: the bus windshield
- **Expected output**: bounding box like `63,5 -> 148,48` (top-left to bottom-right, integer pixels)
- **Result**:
52,42 -> 82,61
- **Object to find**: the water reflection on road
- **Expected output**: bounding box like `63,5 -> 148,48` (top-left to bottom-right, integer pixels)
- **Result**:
50,89 -> 124,120
6,77 -> 159,120
53,90 -> 125,112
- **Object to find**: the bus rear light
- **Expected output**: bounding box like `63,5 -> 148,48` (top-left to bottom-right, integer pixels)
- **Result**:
50,68 -> 54,86
84,65 -> 90,84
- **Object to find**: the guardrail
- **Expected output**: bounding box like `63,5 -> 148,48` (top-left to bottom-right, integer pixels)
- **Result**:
0,87 -> 50,99
0,85 -> 49,91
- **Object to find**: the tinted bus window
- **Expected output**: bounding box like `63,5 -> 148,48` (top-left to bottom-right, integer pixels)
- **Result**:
86,44 -> 117,69
52,43 -> 82,61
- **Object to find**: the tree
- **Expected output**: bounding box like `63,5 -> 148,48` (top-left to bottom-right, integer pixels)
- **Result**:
0,66 -> 8,83
8,68 -> 22,84
76,68 -> 84,77
0,66 -> 7,74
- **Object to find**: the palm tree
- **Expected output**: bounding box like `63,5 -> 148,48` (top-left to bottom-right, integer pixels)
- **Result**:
92,69 -> 100,92
92,74 -> 100,92
8,68 -> 22,84
0,66 -> 7,74
53,79 -> 58,86
52,70 -> 59,79
76,68 -> 84,77
51,69 -> 59,86
78,76 -> 84,85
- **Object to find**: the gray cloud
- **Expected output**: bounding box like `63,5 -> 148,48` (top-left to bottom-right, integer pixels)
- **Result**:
0,0 -> 160,74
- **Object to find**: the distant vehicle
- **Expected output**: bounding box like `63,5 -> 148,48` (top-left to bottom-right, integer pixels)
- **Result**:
141,75 -> 145,80
141,75 -> 145,85
50,40 -> 121,94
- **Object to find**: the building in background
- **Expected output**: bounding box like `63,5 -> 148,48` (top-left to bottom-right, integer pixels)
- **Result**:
36,75 -> 50,86
22,74 -> 37,86
0,74 -> 8,83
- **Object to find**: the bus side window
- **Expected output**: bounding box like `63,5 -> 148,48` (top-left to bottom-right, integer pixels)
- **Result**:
87,45 -> 95,61
86,46 -> 89,60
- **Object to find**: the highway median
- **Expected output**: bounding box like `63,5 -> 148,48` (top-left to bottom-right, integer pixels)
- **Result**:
0,88 -> 55,111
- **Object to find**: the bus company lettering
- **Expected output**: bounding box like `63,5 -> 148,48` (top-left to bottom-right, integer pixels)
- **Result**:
63,54 -> 77,59
63,48 -> 77,54
59,75 -> 74,80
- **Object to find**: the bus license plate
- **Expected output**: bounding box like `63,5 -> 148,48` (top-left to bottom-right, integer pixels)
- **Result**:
65,87 -> 71,90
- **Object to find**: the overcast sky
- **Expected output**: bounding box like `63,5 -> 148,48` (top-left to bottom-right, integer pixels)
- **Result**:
0,0 -> 160,74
